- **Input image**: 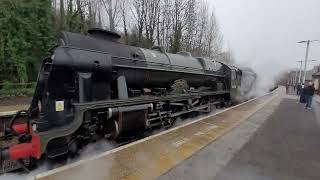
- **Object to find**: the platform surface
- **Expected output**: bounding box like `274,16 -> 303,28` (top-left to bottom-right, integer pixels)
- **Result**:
0,105 -> 28,116
34,91 -> 277,180
160,94 -> 320,180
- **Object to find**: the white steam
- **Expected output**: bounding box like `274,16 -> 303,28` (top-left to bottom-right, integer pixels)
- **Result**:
236,62 -> 276,101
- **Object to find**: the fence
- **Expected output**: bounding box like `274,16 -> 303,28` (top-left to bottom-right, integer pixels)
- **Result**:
0,82 -> 36,97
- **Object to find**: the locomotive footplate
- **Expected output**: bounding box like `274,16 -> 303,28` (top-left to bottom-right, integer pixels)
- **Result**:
73,90 -> 230,109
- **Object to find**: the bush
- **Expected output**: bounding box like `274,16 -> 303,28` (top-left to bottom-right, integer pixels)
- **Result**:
2,80 -> 13,91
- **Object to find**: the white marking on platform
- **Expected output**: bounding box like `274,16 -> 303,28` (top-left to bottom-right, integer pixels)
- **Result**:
172,138 -> 189,147
194,131 -> 205,136
0,111 -> 17,116
200,121 -> 215,125
205,125 -> 219,131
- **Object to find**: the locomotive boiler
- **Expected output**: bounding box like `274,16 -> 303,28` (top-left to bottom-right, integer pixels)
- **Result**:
0,29 -> 255,171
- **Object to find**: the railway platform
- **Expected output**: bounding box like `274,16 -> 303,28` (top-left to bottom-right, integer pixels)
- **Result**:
160,92 -> 320,180
0,105 -> 28,116
32,88 -> 280,180
3,86 -> 320,180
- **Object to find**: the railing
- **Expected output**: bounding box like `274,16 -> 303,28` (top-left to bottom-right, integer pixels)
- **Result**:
0,82 -> 35,89
0,82 -> 36,97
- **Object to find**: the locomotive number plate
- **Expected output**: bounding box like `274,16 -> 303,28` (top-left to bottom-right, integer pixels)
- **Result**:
55,101 -> 64,111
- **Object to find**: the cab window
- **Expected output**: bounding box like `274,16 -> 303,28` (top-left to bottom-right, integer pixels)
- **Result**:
215,61 -> 223,72
231,70 -> 236,80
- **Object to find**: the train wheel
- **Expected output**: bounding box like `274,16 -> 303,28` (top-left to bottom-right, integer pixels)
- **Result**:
68,140 -> 79,157
111,120 -> 120,140
19,157 -> 36,171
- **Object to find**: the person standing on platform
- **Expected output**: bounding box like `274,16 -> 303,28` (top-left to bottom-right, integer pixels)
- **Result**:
296,84 -> 302,96
300,83 -> 306,103
304,82 -> 315,109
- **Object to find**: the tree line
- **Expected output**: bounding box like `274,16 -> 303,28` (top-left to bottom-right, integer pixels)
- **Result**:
0,0 -> 234,83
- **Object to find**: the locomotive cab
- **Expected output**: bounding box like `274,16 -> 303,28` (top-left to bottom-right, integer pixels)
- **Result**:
223,65 -> 243,101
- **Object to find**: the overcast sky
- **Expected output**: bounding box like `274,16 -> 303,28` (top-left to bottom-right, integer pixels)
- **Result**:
211,0 -> 320,81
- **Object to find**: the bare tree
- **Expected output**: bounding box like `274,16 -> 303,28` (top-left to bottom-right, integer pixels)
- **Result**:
142,0 -> 161,46
193,3 -> 208,56
88,0 -> 98,28
59,0 -> 65,31
131,0 -> 146,45
98,2 -> 103,28
158,0 -> 173,49
76,0 -> 86,32
102,0 -> 224,58
155,0 -> 161,45
183,0 -> 197,51
219,49 -> 235,65
205,10 -> 223,58
119,0 -> 128,43
101,0 -> 120,31
170,0 -> 188,53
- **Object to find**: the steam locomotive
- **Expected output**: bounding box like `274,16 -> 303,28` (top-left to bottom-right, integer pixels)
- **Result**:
0,29 -> 256,171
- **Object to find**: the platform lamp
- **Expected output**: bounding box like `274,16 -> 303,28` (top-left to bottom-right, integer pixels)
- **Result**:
298,40 -> 319,85
296,60 -> 318,84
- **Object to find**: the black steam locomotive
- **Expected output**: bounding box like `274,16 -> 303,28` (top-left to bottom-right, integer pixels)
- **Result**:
0,29 -> 256,170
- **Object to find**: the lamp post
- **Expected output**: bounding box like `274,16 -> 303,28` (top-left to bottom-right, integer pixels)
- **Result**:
296,60 -> 303,84
297,60 -> 318,84
296,59 -> 318,84
294,69 -> 298,85
298,40 -> 319,84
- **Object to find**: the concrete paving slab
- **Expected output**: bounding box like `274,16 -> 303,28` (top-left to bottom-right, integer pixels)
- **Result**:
212,97 -> 320,180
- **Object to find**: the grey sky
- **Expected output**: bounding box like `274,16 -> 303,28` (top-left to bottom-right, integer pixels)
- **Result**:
211,0 -> 320,81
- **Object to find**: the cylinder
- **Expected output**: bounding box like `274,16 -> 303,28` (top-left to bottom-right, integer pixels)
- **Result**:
108,104 -> 152,138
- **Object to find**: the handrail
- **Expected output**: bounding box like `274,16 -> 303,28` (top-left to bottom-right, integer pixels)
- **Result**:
111,55 -> 225,73
58,46 -> 225,73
